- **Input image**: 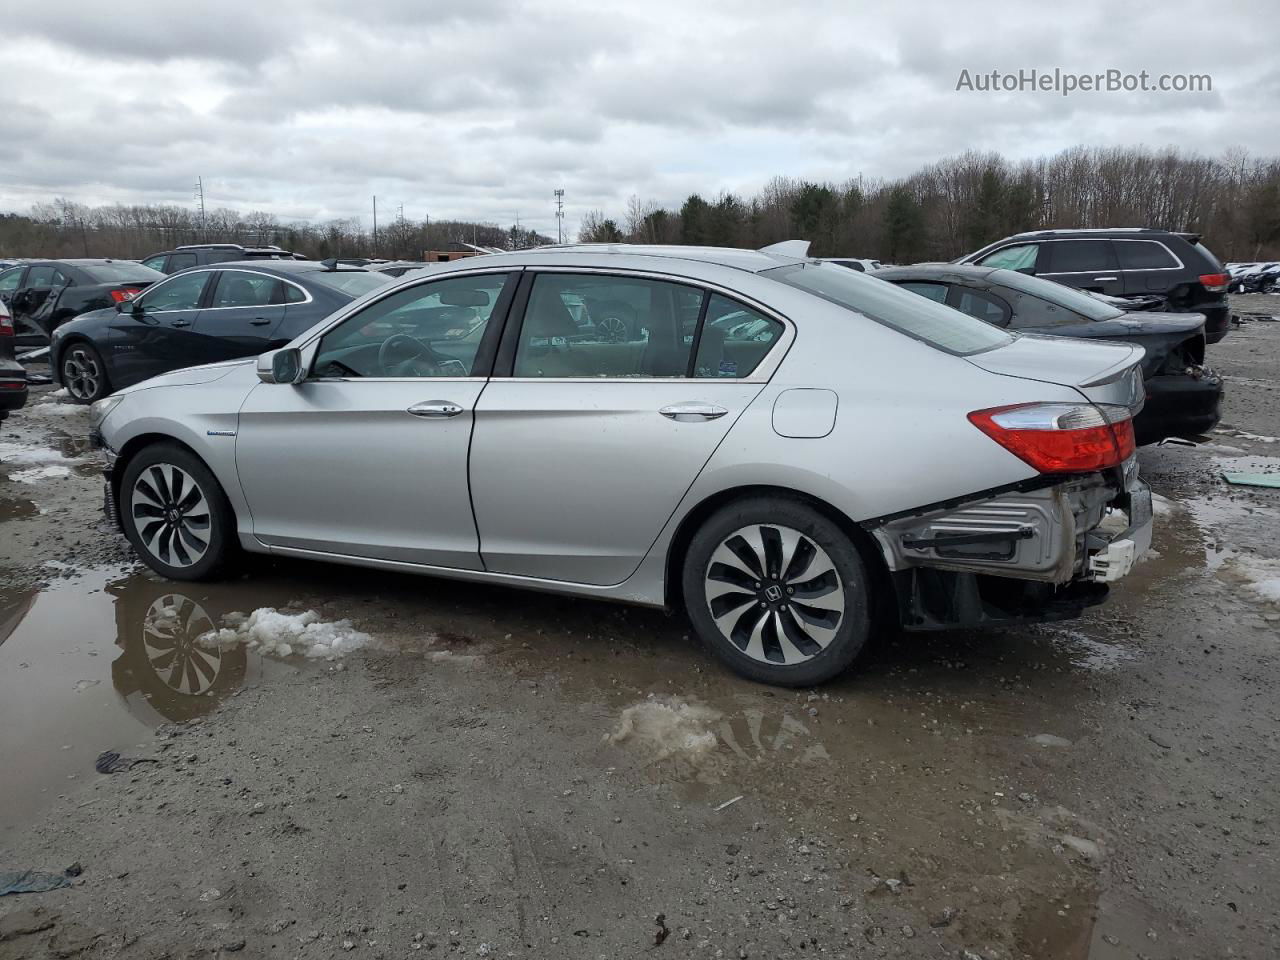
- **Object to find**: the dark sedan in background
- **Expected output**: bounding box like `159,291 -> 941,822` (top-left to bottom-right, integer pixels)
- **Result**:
0,298 -> 28,419
0,259 -> 166,349
878,264 -> 1222,445
50,261 -> 392,402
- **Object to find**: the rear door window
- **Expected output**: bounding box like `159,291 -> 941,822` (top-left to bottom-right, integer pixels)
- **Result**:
1115,241 -> 1178,270
168,253 -> 198,272
210,271 -> 281,308
513,274 -> 703,378
949,288 -> 1011,327
1045,240 -> 1118,274
897,281 -> 948,303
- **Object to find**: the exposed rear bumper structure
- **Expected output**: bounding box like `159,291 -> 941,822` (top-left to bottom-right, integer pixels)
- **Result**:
866,462 -> 1153,631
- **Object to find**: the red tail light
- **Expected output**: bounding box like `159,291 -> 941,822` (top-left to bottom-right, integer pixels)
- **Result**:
968,402 -> 1135,474
1198,273 -> 1229,293
0,313 -> 12,337
109,287 -> 142,303
0,380 -> 26,390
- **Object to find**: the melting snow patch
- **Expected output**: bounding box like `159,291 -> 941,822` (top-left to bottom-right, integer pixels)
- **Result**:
27,402 -> 88,418
1230,556 -> 1280,605
8,465 -> 72,483
606,695 -> 722,762
200,608 -> 371,659
0,441 -> 77,467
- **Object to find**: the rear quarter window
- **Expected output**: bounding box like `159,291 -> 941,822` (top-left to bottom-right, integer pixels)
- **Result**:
765,264 -> 1013,356
1115,241 -> 1179,270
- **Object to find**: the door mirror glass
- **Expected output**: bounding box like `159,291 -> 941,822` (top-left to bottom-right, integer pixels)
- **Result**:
258,347 -> 304,384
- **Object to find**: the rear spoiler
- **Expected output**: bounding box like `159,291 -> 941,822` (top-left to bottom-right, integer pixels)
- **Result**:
1175,232 -> 1202,245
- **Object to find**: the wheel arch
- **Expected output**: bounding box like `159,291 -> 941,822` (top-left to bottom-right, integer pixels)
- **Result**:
110,433 -> 209,526
663,484 -> 897,624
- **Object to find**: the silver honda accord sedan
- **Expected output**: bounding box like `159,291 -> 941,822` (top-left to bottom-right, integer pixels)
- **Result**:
90,242 -> 1153,686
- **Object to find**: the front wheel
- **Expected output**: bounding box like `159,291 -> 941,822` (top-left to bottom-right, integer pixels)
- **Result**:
61,341 -> 111,404
681,497 -> 872,686
120,444 -> 237,581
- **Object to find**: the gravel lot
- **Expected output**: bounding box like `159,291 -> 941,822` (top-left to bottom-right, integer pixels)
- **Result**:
2,297 -> 1278,960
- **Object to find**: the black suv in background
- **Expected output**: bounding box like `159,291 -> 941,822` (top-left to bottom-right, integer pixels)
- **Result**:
140,243 -> 306,275
958,228 -> 1232,343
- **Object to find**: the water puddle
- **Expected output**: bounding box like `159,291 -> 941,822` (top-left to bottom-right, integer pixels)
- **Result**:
0,567 -> 299,835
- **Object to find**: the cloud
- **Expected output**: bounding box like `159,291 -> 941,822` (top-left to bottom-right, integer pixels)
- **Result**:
2,0 -> 1277,237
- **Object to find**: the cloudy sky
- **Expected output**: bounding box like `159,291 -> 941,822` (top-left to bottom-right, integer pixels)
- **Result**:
5,0 -> 1277,237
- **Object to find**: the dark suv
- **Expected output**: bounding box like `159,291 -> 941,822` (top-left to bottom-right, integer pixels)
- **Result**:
140,243 -> 305,275
958,229 -> 1231,343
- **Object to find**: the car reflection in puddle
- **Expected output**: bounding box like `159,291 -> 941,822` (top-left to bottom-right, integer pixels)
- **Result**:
107,580 -> 255,725
0,567 -> 289,833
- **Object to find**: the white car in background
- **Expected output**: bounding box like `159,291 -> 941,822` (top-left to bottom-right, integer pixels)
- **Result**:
819,257 -> 883,273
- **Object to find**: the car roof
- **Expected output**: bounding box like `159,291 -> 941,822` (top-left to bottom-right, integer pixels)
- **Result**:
999,227 -> 1198,242
194,260 -> 371,276
431,242 -> 810,275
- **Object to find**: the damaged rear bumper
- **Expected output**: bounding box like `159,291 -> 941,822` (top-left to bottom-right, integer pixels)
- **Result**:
866,461 -> 1152,631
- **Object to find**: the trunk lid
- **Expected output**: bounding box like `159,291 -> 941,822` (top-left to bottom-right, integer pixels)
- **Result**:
966,333 -> 1145,410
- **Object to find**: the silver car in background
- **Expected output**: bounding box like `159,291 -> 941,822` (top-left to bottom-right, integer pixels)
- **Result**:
92,242 -> 1152,686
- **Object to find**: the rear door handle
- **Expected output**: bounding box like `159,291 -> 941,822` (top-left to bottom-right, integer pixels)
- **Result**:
170,319 -> 191,328
659,402 -> 728,421
407,400 -> 464,419
250,317 -> 272,326
1093,276 -> 1118,282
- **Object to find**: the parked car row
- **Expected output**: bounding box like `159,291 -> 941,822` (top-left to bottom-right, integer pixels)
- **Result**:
1226,261 -> 1280,294
50,261 -> 391,402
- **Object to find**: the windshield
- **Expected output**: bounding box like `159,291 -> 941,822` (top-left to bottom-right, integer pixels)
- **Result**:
306,271 -> 393,297
764,263 -> 1013,355
81,262 -> 165,283
993,270 -> 1123,321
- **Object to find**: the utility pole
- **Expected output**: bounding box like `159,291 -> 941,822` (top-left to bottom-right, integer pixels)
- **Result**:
194,177 -> 207,241
372,195 -> 378,255
554,188 -> 565,244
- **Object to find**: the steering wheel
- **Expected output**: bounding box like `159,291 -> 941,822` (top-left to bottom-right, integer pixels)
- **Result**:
377,334 -> 443,377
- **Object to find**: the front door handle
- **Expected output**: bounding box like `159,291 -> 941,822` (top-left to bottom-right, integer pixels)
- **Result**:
249,317 -> 272,326
659,402 -> 728,421
407,400 -> 464,419
1093,276 -> 1118,282
170,319 -> 191,328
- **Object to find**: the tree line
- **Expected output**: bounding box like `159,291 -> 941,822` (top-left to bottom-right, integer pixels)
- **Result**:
0,201 -> 551,261
2,146 -> 1277,265
580,146 -> 1280,263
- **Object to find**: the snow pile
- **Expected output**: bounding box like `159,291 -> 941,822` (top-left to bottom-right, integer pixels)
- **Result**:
8,464 -> 72,483
0,441 -> 76,466
606,695 -> 722,762
199,608 -> 371,659
1232,556 -> 1280,604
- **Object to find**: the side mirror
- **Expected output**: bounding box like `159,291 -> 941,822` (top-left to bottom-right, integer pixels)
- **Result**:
257,347 -> 306,385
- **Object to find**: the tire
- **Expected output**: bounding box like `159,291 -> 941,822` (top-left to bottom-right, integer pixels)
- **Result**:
120,443 -> 237,581
681,496 -> 872,687
60,340 -> 111,404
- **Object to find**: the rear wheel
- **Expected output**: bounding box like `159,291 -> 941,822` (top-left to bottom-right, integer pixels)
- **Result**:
120,444 -> 237,581
681,497 -> 872,686
61,341 -> 110,404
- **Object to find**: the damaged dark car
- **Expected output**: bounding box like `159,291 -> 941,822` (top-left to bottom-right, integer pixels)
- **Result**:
878,264 -> 1222,445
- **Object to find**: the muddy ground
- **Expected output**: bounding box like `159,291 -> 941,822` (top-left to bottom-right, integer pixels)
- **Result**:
2,299 -> 1279,960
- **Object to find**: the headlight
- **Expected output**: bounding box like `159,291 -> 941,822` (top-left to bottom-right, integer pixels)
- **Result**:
90,395 -> 124,429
